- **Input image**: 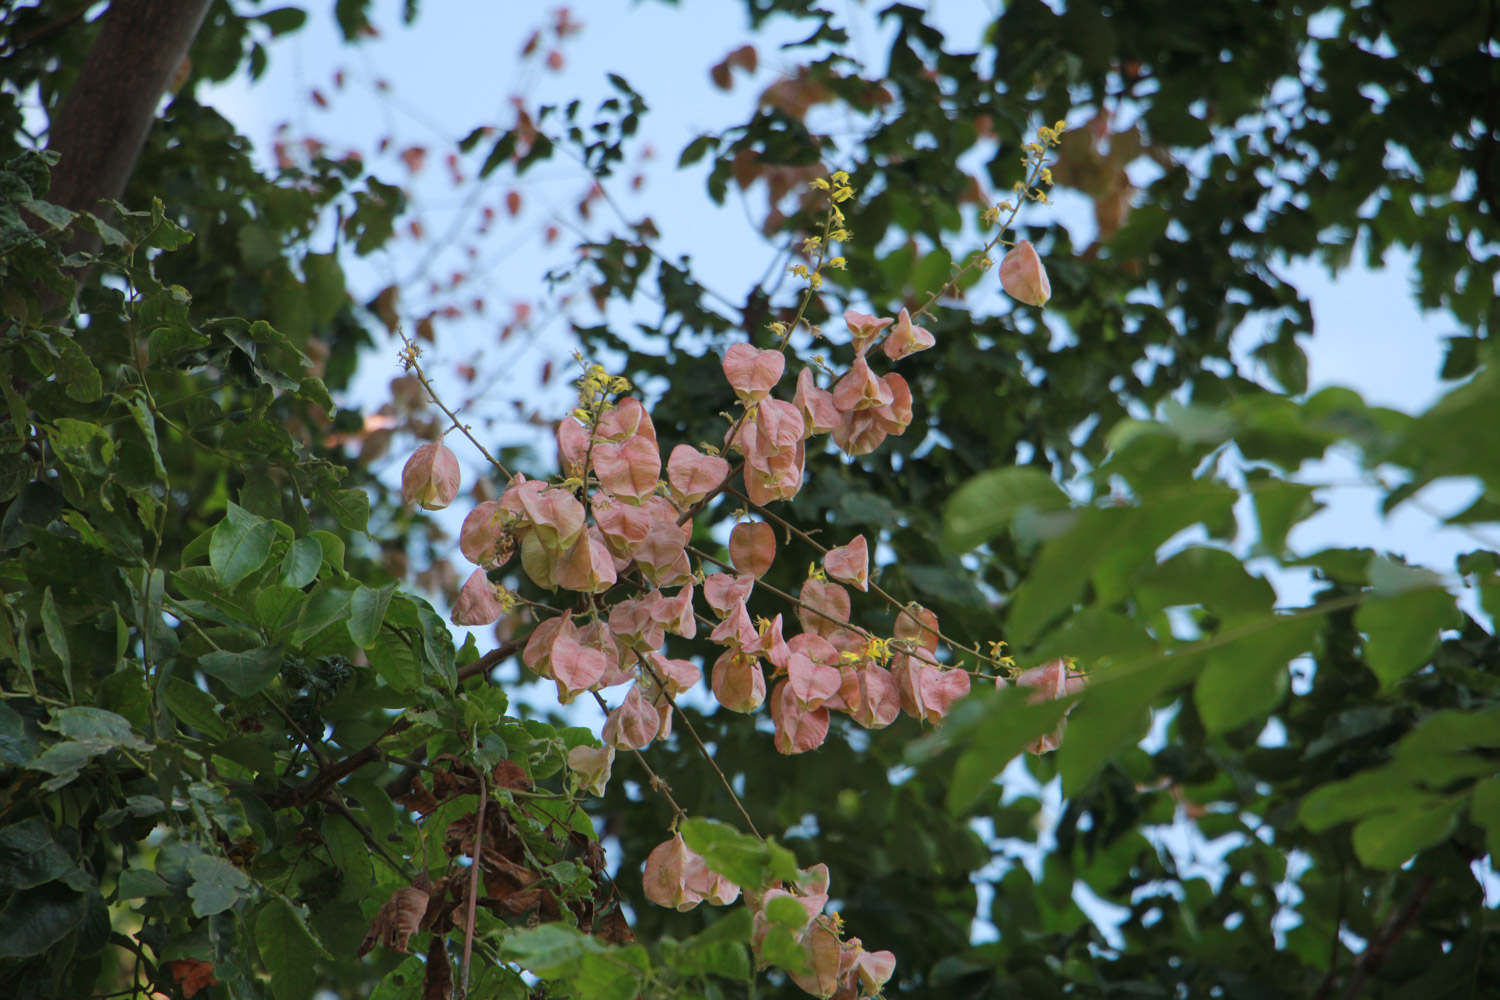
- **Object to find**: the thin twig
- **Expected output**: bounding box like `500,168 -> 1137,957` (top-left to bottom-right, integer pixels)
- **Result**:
1340,875 -> 1433,999
459,767 -> 488,999
591,690 -> 686,820
633,650 -> 761,839
399,330 -> 513,481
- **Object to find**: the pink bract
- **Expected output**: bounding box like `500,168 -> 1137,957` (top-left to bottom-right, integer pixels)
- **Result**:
894,603 -> 941,652
450,568 -> 503,626
548,619 -> 609,703
881,308 -> 935,361
591,435 -> 661,500
553,525 -> 618,594
843,309 -> 893,357
703,573 -> 755,615
566,744 -> 614,797
894,656 -> 971,724
710,650 -> 766,712
459,500 -> 512,569
666,444 -> 729,507
823,535 -> 869,591
831,356 -> 893,413
556,417 -> 590,478
401,441 -> 461,510
1000,239 -> 1051,307
594,396 -> 657,446
722,343 -> 785,403
730,521 -> 776,578
1012,658 -> 1087,753
797,578 -> 851,638
850,663 -> 901,729
832,408 -> 888,456
794,367 -> 841,436
602,683 -> 660,749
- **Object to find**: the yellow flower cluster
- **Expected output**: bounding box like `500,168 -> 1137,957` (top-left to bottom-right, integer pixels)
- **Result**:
572,357 -> 632,423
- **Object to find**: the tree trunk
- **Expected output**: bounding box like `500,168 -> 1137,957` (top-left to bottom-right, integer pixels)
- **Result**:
45,0 -> 212,216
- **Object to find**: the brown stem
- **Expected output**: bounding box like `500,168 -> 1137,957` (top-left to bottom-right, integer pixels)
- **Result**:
399,331 -> 513,481
456,639 -> 520,684
1340,875 -> 1434,999
633,650 -> 762,839
458,769 -> 487,999
590,690 -> 686,821
45,0 -> 212,221
265,716 -> 411,810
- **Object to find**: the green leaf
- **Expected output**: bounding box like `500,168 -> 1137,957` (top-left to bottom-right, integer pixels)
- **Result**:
1356,587 -> 1458,688
255,897 -> 329,1000
292,584 -> 352,646
39,586 -> 70,681
162,677 -> 230,741
1056,651 -> 1200,795
50,707 -> 149,751
144,197 -> 193,250
116,868 -> 170,899
1366,554 -> 1446,596
0,882 -> 88,957
210,503 -> 278,587
49,417 -> 114,477
1393,706 -> 1500,759
254,583 -> 306,634
54,337 -> 101,402
942,466 -> 1068,553
368,630 -> 420,692
1132,547 -> 1276,624
21,198 -> 75,231
320,813 -> 374,898
0,818 -> 82,891
303,252 -> 347,325
0,703 -> 38,766
499,924 -> 647,1000
318,486 -> 370,533
199,646 -> 285,698
30,740 -> 115,783
905,686 -> 1073,814
258,6 -> 308,35
348,584 -> 396,648
1470,777 -> 1500,858
310,530 -> 346,575
121,394 -> 168,482
1351,796 -> 1463,870
668,908 -> 752,980
498,921 -> 607,970
1298,769 -> 1422,832
680,818 -> 798,890
187,853 -> 251,916
1194,615 -> 1318,734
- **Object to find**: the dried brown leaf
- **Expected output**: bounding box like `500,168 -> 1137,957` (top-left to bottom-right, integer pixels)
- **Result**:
169,959 -> 219,998
358,879 -> 432,957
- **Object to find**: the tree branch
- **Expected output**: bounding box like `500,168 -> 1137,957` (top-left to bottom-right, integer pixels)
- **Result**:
45,0 -> 212,220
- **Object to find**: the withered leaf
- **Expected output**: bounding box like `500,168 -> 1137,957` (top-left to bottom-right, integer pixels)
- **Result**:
397,774 -> 441,816
593,902 -> 636,945
169,959 -> 219,998
491,758 -> 532,791
358,878 -> 432,957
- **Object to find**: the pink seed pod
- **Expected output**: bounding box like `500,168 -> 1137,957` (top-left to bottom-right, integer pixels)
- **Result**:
1000,240 -> 1052,307
400,441 -> 460,510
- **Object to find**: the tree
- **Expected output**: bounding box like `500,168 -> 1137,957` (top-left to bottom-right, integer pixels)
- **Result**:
2,1 -> 1498,997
